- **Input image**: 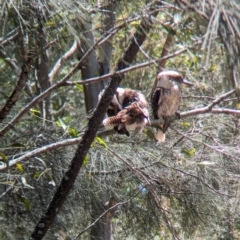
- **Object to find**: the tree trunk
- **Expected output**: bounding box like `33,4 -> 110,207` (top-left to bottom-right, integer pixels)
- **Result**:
80,1 -> 117,239
35,3 -> 51,122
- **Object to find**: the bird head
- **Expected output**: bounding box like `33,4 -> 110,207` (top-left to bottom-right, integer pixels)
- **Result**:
156,70 -> 193,88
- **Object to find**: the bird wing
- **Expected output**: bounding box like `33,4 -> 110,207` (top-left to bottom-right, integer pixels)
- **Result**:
151,88 -> 162,119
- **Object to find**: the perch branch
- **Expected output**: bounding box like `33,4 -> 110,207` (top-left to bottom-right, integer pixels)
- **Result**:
30,3 -> 158,238
0,88 -> 239,171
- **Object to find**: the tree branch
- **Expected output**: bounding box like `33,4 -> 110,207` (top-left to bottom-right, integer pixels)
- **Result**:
0,13 -> 144,137
0,49 -> 20,73
0,27 -> 20,46
49,41 -> 78,84
180,89 -> 236,118
73,189 -> 142,239
0,22 -> 118,137
65,38 -> 203,86
30,3 -> 159,238
1,88 -> 239,171
0,53 -> 33,123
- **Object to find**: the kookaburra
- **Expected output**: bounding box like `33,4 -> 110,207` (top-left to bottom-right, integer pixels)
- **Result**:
151,70 -> 191,142
99,87 -> 149,136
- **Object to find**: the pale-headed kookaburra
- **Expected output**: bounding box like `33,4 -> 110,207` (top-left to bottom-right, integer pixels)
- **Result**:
151,70 -> 192,142
99,87 -> 149,136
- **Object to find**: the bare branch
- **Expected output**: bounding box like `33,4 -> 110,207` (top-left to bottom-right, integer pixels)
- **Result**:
0,14 -> 144,137
0,53 -> 33,123
49,41 -> 78,84
180,89 -> 236,118
0,22 -> 119,137
65,38 -> 203,86
73,189 -> 142,239
170,161 -> 232,198
107,146 -> 180,240
211,108 -> 240,115
0,49 -> 20,73
1,93 -> 239,171
0,138 -> 81,171
30,3 -> 159,238
0,27 -> 20,46
157,31 -> 174,72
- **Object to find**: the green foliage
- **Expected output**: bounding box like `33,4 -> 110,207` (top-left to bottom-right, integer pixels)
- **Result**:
17,195 -> 32,211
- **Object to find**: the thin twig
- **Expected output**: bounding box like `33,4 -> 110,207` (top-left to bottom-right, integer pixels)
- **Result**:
172,127 -> 239,162
65,38 -> 203,86
180,89 -> 236,118
107,146 -> 180,240
73,188 -> 143,239
0,185 -> 14,199
0,21 -> 118,137
49,41 -> 78,84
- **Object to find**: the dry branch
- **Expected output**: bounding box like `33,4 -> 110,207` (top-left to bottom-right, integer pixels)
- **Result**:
180,89 -> 236,118
0,89 -> 238,171
73,188 -> 143,239
0,53 -> 33,123
65,38 -> 203,86
0,22 -> 120,137
30,3 -> 158,239
49,41 -> 78,84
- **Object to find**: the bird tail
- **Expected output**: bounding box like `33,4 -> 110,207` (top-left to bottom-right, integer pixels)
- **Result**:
103,116 -> 129,136
156,129 -> 165,142
103,116 -> 122,129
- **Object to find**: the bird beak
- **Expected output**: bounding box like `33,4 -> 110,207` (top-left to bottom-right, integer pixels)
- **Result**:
182,78 -> 194,86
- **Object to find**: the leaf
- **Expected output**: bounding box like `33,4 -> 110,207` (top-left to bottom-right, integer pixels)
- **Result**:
75,83 -> 83,92
69,127 -> 78,138
209,65 -> 218,72
10,142 -> 26,149
162,24 -> 176,35
35,157 -> 47,167
16,163 -> 24,174
181,147 -> 195,157
0,152 -> 8,163
21,177 -> 34,189
30,108 -> 41,117
57,118 -> 67,130
236,103 -> 240,109
130,20 -> 141,27
211,178 -> 219,190
173,13 -> 181,24
17,195 -> 32,211
44,172 -> 52,181
33,171 -> 41,180
182,122 -> 191,128
144,129 -> 156,140
83,154 -> 90,167
45,20 -> 54,27
44,172 -> 56,186
95,137 -> 107,148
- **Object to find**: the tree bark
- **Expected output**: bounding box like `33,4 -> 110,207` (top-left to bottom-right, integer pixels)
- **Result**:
35,5 -> 51,121
0,53 -> 33,122
90,1 -> 117,240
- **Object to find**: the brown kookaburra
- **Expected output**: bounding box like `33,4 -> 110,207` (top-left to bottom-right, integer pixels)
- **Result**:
151,70 -> 192,142
99,87 -> 149,136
